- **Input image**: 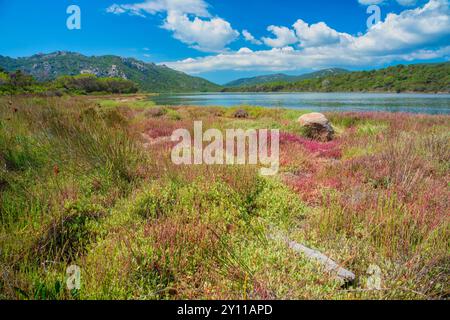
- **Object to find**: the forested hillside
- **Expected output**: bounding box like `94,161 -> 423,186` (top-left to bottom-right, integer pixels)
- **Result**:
0,52 -> 220,93
225,68 -> 349,87
223,63 -> 450,93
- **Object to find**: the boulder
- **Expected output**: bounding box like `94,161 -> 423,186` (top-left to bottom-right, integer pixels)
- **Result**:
234,109 -> 249,119
298,112 -> 334,141
145,107 -> 166,118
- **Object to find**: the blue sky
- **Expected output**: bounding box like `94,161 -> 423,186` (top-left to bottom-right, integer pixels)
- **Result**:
0,0 -> 449,83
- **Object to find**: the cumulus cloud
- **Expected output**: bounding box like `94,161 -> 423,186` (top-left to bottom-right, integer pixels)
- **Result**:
106,0 -> 239,52
293,20 -> 352,48
242,30 -> 262,45
166,45 -> 450,73
351,0 -> 450,54
262,26 -> 298,47
162,11 -> 239,52
260,20 -> 353,49
166,0 -> 450,73
106,4 -> 128,15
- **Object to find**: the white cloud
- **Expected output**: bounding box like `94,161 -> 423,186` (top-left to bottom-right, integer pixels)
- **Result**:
106,4 -> 128,15
293,20 -> 352,48
262,26 -> 298,48
166,0 -> 450,73
107,0 -> 210,17
166,45 -> 450,73
242,30 -> 262,45
106,0 -> 239,52
351,0 -> 450,54
162,11 -> 239,52
358,0 -> 418,6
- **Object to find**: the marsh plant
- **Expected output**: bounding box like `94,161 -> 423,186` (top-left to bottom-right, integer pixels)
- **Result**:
171,121 -> 280,176
0,97 -> 448,300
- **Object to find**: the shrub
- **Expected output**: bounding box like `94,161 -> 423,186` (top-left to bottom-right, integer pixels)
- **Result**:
56,75 -> 138,94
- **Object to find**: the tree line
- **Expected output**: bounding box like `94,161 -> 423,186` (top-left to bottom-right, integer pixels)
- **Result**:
222,63 -> 450,94
0,68 -> 138,95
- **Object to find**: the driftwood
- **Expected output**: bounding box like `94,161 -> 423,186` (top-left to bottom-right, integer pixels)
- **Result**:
269,232 -> 356,284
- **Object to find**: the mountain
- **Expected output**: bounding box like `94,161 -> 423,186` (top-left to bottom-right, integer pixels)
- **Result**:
225,68 -> 349,87
223,62 -> 450,93
0,51 -> 220,93
226,73 -> 298,87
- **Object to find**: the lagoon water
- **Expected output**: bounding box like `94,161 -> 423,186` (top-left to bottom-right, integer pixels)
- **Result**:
150,92 -> 450,115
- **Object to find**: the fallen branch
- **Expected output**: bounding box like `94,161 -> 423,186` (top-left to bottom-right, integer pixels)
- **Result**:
269,232 -> 356,284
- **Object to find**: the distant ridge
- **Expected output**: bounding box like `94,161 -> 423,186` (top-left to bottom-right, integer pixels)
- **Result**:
0,51 -> 220,93
222,62 -> 450,93
225,68 -> 349,87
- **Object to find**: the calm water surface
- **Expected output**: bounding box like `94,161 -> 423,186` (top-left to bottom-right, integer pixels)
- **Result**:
149,92 -> 450,115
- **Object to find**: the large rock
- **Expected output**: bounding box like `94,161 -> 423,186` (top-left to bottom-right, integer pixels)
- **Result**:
234,109 -> 249,119
298,113 -> 334,141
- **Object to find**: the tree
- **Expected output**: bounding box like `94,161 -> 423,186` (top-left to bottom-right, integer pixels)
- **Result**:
56,74 -> 101,93
9,70 -> 35,88
0,72 -> 9,86
55,75 -> 138,94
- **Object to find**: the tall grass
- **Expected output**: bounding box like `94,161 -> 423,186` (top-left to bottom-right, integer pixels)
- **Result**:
280,112 -> 449,299
0,97 -> 148,299
1,98 -> 448,300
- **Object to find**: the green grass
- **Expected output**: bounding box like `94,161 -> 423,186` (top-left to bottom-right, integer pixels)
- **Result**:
1,96 -> 448,300
97,98 -> 156,110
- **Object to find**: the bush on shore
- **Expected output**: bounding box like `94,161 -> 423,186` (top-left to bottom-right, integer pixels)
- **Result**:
0,71 -> 138,95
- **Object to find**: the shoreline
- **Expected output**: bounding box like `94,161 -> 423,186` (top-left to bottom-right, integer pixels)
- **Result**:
145,92 -> 450,116
218,90 -> 450,95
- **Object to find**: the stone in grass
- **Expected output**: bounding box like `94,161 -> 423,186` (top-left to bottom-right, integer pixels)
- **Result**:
298,112 -> 334,141
234,109 -> 249,119
145,107 -> 166,118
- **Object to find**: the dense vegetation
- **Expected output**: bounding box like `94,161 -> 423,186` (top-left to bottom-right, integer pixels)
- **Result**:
55,75 -> 138,95
0,51 -> 220,93
2,53 -> 448,94
223,63 -> 450,93
0,95 -> 448,300
0,70 -> 138,95
225,68 -> 348,87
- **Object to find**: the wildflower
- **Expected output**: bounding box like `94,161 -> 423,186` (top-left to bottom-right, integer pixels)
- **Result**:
53,165 -> 60,176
